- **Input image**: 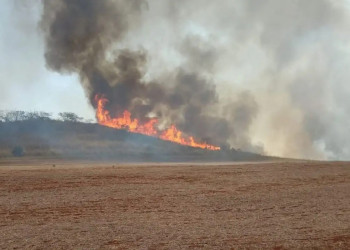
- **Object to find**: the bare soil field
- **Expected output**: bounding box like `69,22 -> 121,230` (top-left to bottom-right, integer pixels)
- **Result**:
0,159 -> 349,249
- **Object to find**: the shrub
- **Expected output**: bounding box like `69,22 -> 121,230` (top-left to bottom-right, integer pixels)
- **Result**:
58,112 -> 83,122
12,146 -> 24,157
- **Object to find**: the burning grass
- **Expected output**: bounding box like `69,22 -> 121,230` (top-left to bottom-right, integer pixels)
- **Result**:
95,94 -> 221,151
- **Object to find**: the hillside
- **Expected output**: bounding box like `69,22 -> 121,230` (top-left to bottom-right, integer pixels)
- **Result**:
0,120 -> 269,162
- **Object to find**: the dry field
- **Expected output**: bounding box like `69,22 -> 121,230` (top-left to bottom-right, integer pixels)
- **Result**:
0,159 -> 349,249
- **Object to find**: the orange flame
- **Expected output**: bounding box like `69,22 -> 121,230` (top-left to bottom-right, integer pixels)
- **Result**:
95,94 -> 220,151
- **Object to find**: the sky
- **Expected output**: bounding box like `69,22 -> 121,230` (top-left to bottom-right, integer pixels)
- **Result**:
0,0 -> 95,119
2,0 -> 350,160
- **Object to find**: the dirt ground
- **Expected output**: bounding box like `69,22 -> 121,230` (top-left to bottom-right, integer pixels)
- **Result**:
0,159 -> 349,249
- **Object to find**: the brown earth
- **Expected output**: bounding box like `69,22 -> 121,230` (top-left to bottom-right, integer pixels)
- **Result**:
0,159 -> 349,249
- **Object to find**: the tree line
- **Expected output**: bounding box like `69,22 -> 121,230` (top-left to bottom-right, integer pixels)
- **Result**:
0,111 -> 94,123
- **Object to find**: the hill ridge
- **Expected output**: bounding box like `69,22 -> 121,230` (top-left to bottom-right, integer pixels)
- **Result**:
0,120 -> 269,162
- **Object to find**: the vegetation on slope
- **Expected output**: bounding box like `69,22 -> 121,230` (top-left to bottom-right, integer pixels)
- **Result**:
0,111 -> 267,162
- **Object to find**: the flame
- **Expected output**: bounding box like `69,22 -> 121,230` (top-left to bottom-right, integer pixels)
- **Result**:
95,94 -> 220,151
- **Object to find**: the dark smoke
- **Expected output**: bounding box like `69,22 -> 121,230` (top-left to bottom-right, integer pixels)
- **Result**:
40,0 -> 258,149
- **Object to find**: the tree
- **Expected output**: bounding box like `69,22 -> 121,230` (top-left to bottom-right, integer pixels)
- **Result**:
3,111 -> 26,122
37,112 -> 52,120
0,111 -> 5,122
0,110 -> 53,122
25,111 -> 40,120
58,112 -> 83,122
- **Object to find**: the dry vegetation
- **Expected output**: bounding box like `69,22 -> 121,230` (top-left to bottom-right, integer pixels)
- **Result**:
0,159 -> 349,249
0,120 -> 266,161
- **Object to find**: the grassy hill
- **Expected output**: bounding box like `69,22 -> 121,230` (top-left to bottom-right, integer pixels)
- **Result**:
0,120 -> 269,162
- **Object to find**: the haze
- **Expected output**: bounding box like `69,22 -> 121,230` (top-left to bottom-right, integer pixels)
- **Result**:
1,0 -> 350,160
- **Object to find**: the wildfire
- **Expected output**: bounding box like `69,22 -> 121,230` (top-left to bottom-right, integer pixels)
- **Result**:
95,94 -> 221,151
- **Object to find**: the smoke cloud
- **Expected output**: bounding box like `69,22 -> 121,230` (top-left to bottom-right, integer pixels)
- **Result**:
39,0 -> 350,159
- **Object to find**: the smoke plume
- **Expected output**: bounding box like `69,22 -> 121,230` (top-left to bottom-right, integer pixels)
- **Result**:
40,0 -> 244,148
40,0 -> 350,159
